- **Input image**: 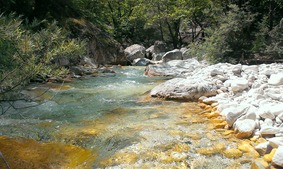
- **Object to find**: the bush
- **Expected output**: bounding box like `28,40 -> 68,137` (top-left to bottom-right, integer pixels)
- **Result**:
188,5 -> 255,63
265,22 -> 283,59
0,14 -> 86,95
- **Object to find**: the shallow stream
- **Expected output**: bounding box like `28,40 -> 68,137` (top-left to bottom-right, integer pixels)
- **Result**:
0,67 -> 252,168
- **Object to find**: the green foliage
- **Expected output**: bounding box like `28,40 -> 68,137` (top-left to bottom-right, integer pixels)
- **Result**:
190,5 -> 255,63
265,23 -> 283,59
0,14 -> 85,93
1,0 -> 283,65
251,16 -> 269,54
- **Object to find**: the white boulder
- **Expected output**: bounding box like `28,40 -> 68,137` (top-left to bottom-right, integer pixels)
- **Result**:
260,126 -> 280,135
230,78 -> 249,92
234,119 -> 256,137
222,105 -> 249,127
268,73 -> 283,86
268,137 -> 283,148
272,146 -> 283,167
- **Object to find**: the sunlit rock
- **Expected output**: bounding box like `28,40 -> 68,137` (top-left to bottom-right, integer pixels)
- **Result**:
222,104 -> 250,127
212,121 -> 227,129
263,118 -> 274,127
263,148 -> 277,163
132,58 -> 152,66
172,144 -> 190,152
145,59 -> 202,76
210,69 -> 224,77
238,141 -> 260,158
196,143 -> 225,156
124,44 -> 146,62
206,132 -> 217,141
234,119 -> 256,138
230,78 -> 249,92
100,151 -> 138,167
222,130 -> 235,136
264,87 -> 283,101
251,158 -> 269,169
223,148 -> 243,158
185,133 -> 202,140
268,137 -> 283,148
255,142 -> 269,156
258,105 -> 276,120
150,78 -> 217,101
232,64 -> 242,76
162,49 -> 183,62
272,146 -> 283,167
170,152 -> 187,162
268,73 -> 283,85
260,126 -> 280,135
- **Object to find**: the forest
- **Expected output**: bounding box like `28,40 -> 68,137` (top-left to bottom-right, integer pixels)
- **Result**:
0,0 -> 283,95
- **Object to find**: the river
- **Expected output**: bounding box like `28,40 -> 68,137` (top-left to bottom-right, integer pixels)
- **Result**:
0,67 -> 251,168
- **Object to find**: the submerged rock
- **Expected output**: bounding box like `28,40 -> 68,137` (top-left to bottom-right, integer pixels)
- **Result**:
0,136 -> 95,168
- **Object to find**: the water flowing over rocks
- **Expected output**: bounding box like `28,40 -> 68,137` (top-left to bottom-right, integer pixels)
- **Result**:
147,59 -> 283,166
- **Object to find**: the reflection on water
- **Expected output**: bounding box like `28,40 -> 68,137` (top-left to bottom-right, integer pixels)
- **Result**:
0,67 -> 251,168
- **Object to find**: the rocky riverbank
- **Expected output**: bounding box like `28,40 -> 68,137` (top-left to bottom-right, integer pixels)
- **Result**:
146,58 -> 283,168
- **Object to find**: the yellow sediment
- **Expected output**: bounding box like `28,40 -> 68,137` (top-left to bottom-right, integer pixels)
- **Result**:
0,136 -> 96,169
263,148 -> 277,163
223,148 -> 243,158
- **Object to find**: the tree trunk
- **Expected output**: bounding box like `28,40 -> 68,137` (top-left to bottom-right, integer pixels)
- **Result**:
159,22 -> 164,41
166,19 -> 178,48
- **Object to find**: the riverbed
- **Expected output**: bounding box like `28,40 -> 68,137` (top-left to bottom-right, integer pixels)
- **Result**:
0,67 -> 251,168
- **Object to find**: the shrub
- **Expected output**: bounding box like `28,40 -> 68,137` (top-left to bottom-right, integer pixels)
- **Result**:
188,5 -> 255,63
0,14 -> 86,95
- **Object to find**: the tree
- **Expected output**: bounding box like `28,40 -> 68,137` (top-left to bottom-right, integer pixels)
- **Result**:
0,14 -> 85,98
197,5 -> 255,63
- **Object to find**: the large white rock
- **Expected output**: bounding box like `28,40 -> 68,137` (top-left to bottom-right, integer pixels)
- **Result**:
162,49 -> 183,62
255,141 -> 269,155
132,58 -> 152,66
268,73 -> 283,85
243,65 -> 259,73
222,105 -> 250,126
230,78 -> 249,92
234,119 -> 256,137
260,126 -> 280,135
268,137 -> 283,148
258,104 -> 276,120
150,78 -> 218,101
272,146 -> 283,167
262,118 -> 274,127
238,106 -> 257,121
124,44 -> 146,62
270,104 -> 283,116
145,59 -> 202,76
278,113 -> 283,121
264,87 -> 283,101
